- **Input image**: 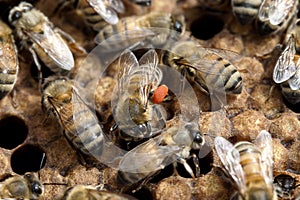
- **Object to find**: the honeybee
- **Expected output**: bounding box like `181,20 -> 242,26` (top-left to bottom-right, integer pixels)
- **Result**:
0,20 -> 18,100
159,40 -> 242,107
117,120 -> 205,185
42,77 -> 126,167
55,0 -> 125,31
255,0 -> 298,35
273,34 -> 300,104
231,0 -> 263,25
94,12 -> 186,52
111,49 -> 166,142
274,173 -> 300,199
8,2 -> 76,79
60,185 -> 137,200
42,77 -> 106,159
214,130 -> 276,200
0,172 -> 43,200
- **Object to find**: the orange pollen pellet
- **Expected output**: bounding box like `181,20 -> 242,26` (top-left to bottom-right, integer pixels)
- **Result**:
152,84 -> 168,104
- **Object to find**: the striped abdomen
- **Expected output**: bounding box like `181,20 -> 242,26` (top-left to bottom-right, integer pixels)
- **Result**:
232,0 -> 262,25
58,101 -> 104,155
0,21 -> 18,99
188,54 -> 243,94
76,0 -> 107,30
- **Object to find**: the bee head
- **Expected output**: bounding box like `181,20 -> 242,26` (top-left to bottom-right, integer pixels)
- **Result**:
24,172 -> 44,197
172,14 -> 186,35
8,2 -> 33,24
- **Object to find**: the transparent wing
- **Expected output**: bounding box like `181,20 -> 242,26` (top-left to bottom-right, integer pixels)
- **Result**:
109,0 -> 125,13
273,35 -> 297,83
269,0 -> 295,25
288,59 -> 300,90
88,0 -> 119,24
118,135 -> 180,178
254,130 -> 274,186
258,0 -> 274,21
214,137 -> 246,192
117,49 -> 139,94
27,23 -> 74,70
137,49 -> 161,107
94,28 -> 156,52
72,86 -> 126,167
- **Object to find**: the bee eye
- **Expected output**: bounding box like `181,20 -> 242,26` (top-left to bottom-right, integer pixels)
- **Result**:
31,182 -> 43,194
11,11 -> 22,22
193,132 -> 203,144
173,21 -> 183,33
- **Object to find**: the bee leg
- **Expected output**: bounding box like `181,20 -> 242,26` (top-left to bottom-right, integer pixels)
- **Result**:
9,89 -> 18,108
54,28 -> 87,56
110,123 -> 118,132
192,153 -> 200,177
29,47 -> 43,92
177,157 -> 195,179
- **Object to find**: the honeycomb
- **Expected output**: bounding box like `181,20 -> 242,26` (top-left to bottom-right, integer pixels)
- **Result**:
0,0 -> 299,199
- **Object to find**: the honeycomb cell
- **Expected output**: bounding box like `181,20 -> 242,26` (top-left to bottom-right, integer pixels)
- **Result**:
11,144 -> 46,174
0,116 -> 28,150
190,14 -> 224,40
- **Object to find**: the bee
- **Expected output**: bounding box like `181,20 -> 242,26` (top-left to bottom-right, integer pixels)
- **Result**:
42,77 -> 106,159
42,76 -> 130,167
0,172 -> 43,200
111,49 -> 166,143
231,0 -> 263,25
94,12 -> 186,52
55,0 -> 125,31
214,130 -> 276,200
255,0 -> 298,35
0,20 -> 18,100
273,34 -> 300,104
117,120 -> 205,185
274,173 -> 300,199
159,40 -> 243,107
8,2 -> 76,80
60,185 -> 137,200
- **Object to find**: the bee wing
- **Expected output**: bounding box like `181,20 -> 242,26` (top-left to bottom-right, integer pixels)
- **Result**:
94,28 -> 156,52
117,49 -> 139,94
109,0 -> 125,13
273,35 -> 297,83
253,130 -> 274,186
214,137 -> 246,191
27,23 -> 74,70
288,59 -> 300,90
138,49 -> 160,106
118,136 -> 180,178
268,0 -> 295,25
88,0 -> 120,24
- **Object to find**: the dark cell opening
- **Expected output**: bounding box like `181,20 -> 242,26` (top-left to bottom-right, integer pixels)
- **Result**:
0,116 -> 28,150
190,14 -> 224,40
128,187 -> 153,200
11,144 -> 46,174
